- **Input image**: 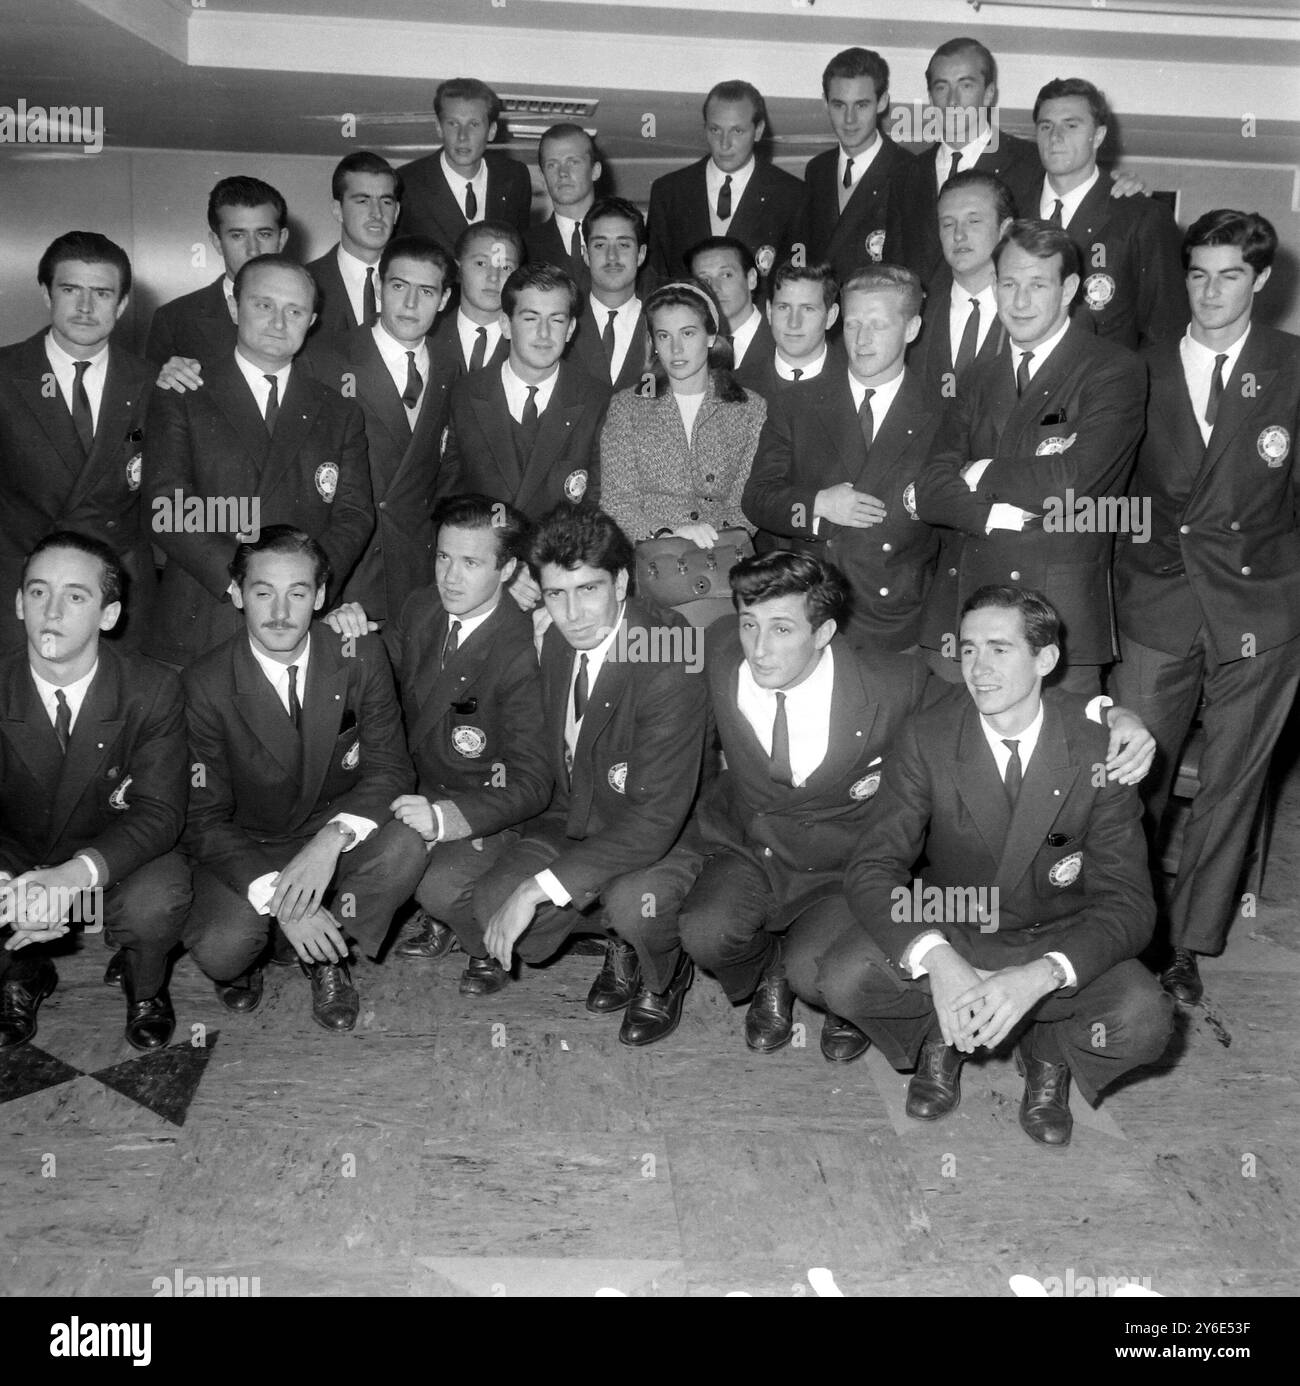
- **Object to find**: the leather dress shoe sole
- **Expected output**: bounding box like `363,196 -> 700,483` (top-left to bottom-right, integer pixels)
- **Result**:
125,993 -> 175,1052
215,972 -> 264,1014
820,1013 -> 870,1063
0,961 -> 57,1049
459,957 -> 509,997
619,959 -> 693,1047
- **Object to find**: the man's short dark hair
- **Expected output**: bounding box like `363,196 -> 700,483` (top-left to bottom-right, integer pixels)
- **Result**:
925,37 -> 997,94
330,150 -> 402,205
379,234 -> 454,285
703,80 -> 768,130
229,524 -> 332,592
992,219 -> 1081,282
538,122 -> 598,167
454,219 -> 525,264
433,493 -> 529,569
822,47 -> 889,101
685,234 -> 757,280
841,263 -> 924,320
582,196 -> 647,251
1033,77 -> 1109,129
730,551 -> 848,632
206,176 -> 288,234
37,231 -> 132,300
939,168 -> 1017,224
1182,208 -> 1278,277
232,253 -> 319,311
770,260 -> 839,311
434,77 -> 502,126
960,585 -> 1061,655
500,263 -> 580,320
529,506 -> 633,583
21,531 -> 124,608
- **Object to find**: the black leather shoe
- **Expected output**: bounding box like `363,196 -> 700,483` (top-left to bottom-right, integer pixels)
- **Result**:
103,949 -> 127,987
905,1039 -> 964,1120
306,962 -> 359,1032
586,939 -> 640,1013
125,991 -> 175,1051
215,970 -> 264,1014
459,955 -> 509,997
820,1012 -> 870,1063
1161,948 -> 1203,1005
744,971 -> 795,1052
619,957 -> 693,1047
1018,1050 -> 1073,1147
0,958 -> 57,1049
395,911 -> 459,960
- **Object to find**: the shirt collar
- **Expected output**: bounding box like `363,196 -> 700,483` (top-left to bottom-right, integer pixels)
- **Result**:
979,697 -> 1045,768
941,126 -> 993,163
373,320 -> 429,372
738,640 -> 835,707
775,344 -> 827,380
29,658 -> 99,720
440,151 -> 486,192
1042,166 -> 1100,223
449,594 -> 500,643
1183,321 -> 1251,366
234,347 -> 291,394
44,330 -> 109,374
847,363 -> 906,414
247,632 -> 310,692
1011,314 -> 1071,373
950,280 -> 997,314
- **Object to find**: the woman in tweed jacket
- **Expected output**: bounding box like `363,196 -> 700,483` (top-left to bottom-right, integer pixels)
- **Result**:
600,280 -> 766,546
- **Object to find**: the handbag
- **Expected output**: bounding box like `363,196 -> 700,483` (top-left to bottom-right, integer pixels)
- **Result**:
634,528 -> 754,609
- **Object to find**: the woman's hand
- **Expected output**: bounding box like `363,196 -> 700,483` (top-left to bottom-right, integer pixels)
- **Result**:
671,522 -> 720,549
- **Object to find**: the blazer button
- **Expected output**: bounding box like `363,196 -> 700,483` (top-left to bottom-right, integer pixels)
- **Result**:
1009,570 -> 1021,581
948,567 -> 957,577
881,541 -> 892,552
1179,524 -> 1190,535
1230,521 -> 1241,531
763,847 -> 773,857
1242,565 -> 1252,576
705,473 -> 715,482
879,586 -> 889,596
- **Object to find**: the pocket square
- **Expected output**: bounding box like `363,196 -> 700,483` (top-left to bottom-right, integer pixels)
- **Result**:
338,709 -> 358,734
451,697 -> 478,714
1039,411 -> 1067,426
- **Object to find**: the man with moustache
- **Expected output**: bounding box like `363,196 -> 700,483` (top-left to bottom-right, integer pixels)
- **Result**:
566,197 -> 651,394
305,234 -> 454,621
0,232 -> 155,654
0,533 -> 190,1052
144,253 -> 373,667
386,496 -> 553,962
306,151 -> 402,336
526,124 -> 600,296
182,526 -> 425,1030
647,80 -> 803,292
686,237 -> 775,373
734,260 -> 841,399
425,221 -> 522,380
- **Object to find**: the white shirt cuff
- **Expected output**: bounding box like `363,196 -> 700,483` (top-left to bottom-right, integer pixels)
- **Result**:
1046,950 -> 1077,989
430,802 -> 445,843
985,502 -> 1031,534
76,853 -> 100,888
907,930 -> 949,978
811,515 -> 822,537
329,814 -> 377,848
247,872 -> 278,915
1084,695 -> 1113,724
963,458 -> 993,491
535,869 -> 571,908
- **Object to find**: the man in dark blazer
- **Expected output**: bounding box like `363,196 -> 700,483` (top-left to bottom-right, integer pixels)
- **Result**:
0,232 -> 155,655
398,78 -> 532,249
916,221 -> 1146,693
146,175 -> 289,370
304,234 -> 453,621
386,496 -> 553,961
787,586 -> 1172,1146
734,260 -> 841,401
468,508 -> 709,1047
305,151 -> 401,337
524,123 -> 599,297
182,527 -> 425,1031
424,221 -> 522,382
744,265 -> 941,656
436,264 -> 610,520
686,237 -> 777,373
647,81 -> 804,293
679,553 -> 928,1060
143,253 -> 374,668
1112,210 -> 1300,1007
565,198 -> 651,394
1,534 -> 190,1052
801,48 -> 928,289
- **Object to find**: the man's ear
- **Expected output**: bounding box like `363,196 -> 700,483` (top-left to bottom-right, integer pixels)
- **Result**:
1035,642 -> 1061,678
814,618 -> 837,649
614,568 -> 630,603
1253,265 -> 1272,296
746,269 -> 759,295
331,199 -> 344,229
313,586 -> 327,612
904,313 -> 923,345
1062,273 -> 1081,306
635,244 -> 647,269
500,556 -> 519,586
565,317 -> 577,344
825,302 -> 841,330
499,311 -> 513,341
98,601 -> 122,634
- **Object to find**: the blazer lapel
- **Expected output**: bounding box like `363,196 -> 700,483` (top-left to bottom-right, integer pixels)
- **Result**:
66,345 -> 140,512
999,328 -> 1085,445
817,373 -> 868,479
10,334 -> 84,480
49,656 -> 125,845
471,372 -> 522,490
515,368 -> 583,513
574,638 -> 628,764
994,701 -> 1079,894
951,704 -> 1013,867
207,358 -> 273,480
1149,345 -> 1203,484
262,366 -> 324,487
354,331 -> 412,464
0,660 -> 64,798
1192,333 -> 1279,496
292,637 -> 351,822
796,647 -> 878,800
1064,177 -> 1113,251
409,610 -> 476,750
858,370 -> 923,492
232,639 -> 305,782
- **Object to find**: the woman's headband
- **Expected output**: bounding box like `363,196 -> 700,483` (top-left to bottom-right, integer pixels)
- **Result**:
647,280 -> 721,335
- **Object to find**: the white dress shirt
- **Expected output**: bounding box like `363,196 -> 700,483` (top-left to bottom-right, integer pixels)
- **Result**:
947,282 -> 998,366
839,135 -> 884,209
729,304 -> 762,368
735,644 -> 835,788
233,349 -> 291,417
1039,167 -> 1100,228
934,127 -> 994,191
555,211 -> 584,259
441,151 -> 487,224
706,157 -> 756,236
372,322 -> 431,424
44,332 -> 108,433
588,294 -> 642,383
1180,325 -> 1251,447
775,344 -> 828,381
501,359 -> 560,423
456,309 -> 503,372
335,244 -> 380,328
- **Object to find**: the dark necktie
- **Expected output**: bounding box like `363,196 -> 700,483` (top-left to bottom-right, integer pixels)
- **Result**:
945,149 -> 963,186
858,387 -> 876,452
287,663 -> 302,730
441,616 -> 460,670
1205,352 -> 1228,429
1002,739 -> 1022,804
402,350 -> 423,408
791,368 -> 804,381
521,384 -> 539,429
1048,198 -> 1064,227
468,326 -> 487,373
842,158 -> 854,190
364,267 -> 379,327
954,297 -> 981,375
769,691 -> 793,787
572,652 -> 589,723
717,174 -> 733,221
464,184 -> 478,221
54,689 -> 71,754
71,359 -> 94,454
602,309 -> 619,367
1015,350 -> 1034,397
570,223 -> 584,262
263,374 -> 280,434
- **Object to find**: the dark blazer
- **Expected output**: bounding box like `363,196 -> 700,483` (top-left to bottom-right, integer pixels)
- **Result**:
524,214 -> 591,296
744,367 -> 941,653
398,150 -> 532,248
304,325 -> 450,620
565,299 -> 649,394
801,137 -> 927,287
845,688 -> 1155,991
732,342 -> 846,402
0,332 -> 155,654
145,276 -> 236,367
142,356 -> 374,667
527,597 -> 708,908
1115,326 -> 1300,663
435,361 -> 610,519
908,272 -> 1008,413
425,311 -> 511,383
696,626 -> 928,927
387,587 -> 553,836
305,246 -> 366,337
730,314 -> 776,375
182,628 -> 412,896
916,325 -> 1146,663
1062,178 -> 1186,351
0,645 -> 187,886
646,156 -> 805,287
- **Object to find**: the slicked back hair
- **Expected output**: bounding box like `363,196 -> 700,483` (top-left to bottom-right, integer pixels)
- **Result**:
500,263 -> 580,320
925,37 -> 997,93
207,176 -> 288,234
1182,208 -> 1278,277
232,253 -> 319,311
454,219 -> 525,265
822,47 -> 889,100
842,263 -> 924,320
992,219 -> 1081,283
38,231 -> 132,299
685,234 -> 757,280
528,506 -> 633,584
434,493 -> 530,569
538,122 -> 598,166
230,524 -> 332,592
379,234 -> 454,285
583,196 -> 647,250
703,80 -> 767,130
730,551 -> 848,632
434,77 -> 502,126
1033,76 -> 1109,129
960,584 -> 1061,655
331,150 -> 402,204
22,530 -> 124,608
939,168 -> 1017,224
771,260 -> 839,311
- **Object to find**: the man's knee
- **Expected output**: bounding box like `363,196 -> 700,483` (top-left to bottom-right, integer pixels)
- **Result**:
1107,968 -> 1175,1066
106,852 -> 194,941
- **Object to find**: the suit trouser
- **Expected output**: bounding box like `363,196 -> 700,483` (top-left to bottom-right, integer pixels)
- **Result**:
0,850 -> 192,999
469,834 -> 705,993
414,831 -> 520,931
183,821 -> 428,982
1110,630 -> 1300,954
784,895 -> 1173,1105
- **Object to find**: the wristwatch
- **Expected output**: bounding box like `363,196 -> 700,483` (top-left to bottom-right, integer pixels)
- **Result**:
1045,955 -> 1068,990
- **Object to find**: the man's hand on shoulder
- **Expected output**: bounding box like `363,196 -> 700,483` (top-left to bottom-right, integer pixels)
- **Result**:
324,602 -> 380,638
1104,705 -> 1155,784
156,356 -> 204,393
